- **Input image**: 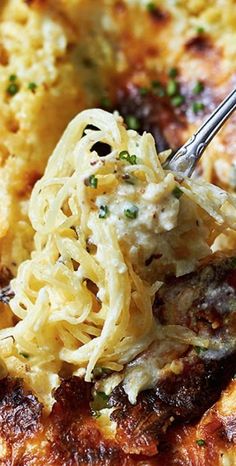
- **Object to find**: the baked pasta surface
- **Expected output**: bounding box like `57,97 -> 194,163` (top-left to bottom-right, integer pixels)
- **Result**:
0,1 -> 235,465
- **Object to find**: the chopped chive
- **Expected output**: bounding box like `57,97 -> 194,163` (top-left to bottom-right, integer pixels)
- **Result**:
125,115 -> 140,130
194,346 -> 207,355
85,174 -> 98,188
166,79 -> 178,97
93,367 -> 103,377
124,204 -> 139,219
193,81 -> 204,95
99,205 -> 109,219
97,391 -> 109,401
93,366 -> 112,377
19,352 -> 29,359
139,87 -> 149,96
89,175 -> 98,188
90,390 -> 110,417
100,96 -> 111,108
146,2 -> 156,12
9,74 -> 17,82
91,391 -> 110,410
192,101 -> 205,113
129,154 -> 137,164
28,82 -> 37,93
119,150 -> 129,161
6,83 -> 19,96
196,26 -> 205,34
168,67 -> 178,78
196,439 -> 206,446
171,95 -> 185,107
119,151 -> 137,165
172,186 -> 183,199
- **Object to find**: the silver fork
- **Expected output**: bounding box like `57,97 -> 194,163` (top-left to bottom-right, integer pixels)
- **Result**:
164,88 -> 236,176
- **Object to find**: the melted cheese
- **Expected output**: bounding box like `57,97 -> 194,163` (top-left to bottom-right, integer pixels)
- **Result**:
0,109 -> 235,410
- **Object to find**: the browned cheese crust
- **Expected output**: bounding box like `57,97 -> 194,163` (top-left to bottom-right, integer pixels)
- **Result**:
0,375 -> 235,465
0,254 -> 235,465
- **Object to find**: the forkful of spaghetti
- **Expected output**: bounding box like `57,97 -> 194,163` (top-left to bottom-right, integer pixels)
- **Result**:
0,108 -> 236,410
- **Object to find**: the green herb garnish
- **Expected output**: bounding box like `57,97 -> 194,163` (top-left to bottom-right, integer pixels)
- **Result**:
90,384 -> 111,417
19,352 -> 29,359
196,26 -> 205,34
171,95 -> 185,107
146,2 -> 156,12
99,205 -> 109,219
100,96 -> 111,108
129,155 -> 137,164
194,346 -> 207,355
6,82 -> 19,96
124,204 -> 139,219
193,81 -> 204,95
9,74 -> 17,82
139,87 -> 149,96
172,186 -> 183,199
28,82 -> 37,93
166,79 -> 179,97
91,391 -> 110,411
196,439 -> 206,446
6,74 -> 19,96
93,366 -> 112,377
119,150 -> 137,165
168,67 -> 178,78
85,174 -> 98,189
125,115 -> 140,130
98,391 -> 109,401
192,101 -> 205,113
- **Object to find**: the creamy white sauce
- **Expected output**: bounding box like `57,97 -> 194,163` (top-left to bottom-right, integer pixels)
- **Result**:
96,173 -> 180,269
98,339 -> 187,404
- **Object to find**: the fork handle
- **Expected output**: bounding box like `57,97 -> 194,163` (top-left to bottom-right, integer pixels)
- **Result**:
165,88 -> 236,176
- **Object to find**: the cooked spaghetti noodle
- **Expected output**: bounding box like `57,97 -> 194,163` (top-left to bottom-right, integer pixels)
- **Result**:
1,109 -> 236,409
